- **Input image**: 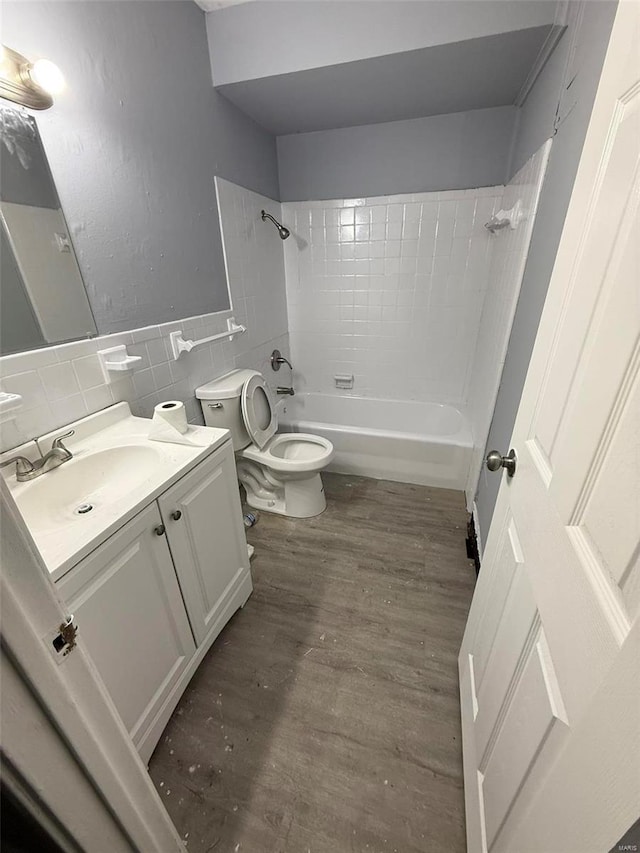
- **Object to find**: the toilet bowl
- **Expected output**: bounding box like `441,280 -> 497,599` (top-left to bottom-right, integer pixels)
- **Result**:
196,370 -> 334,518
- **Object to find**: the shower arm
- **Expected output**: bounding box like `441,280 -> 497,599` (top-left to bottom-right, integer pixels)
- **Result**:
261,209 -> 290,239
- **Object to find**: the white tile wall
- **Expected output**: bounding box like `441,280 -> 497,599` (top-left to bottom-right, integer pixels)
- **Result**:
465,140 -> 552,502
282,187 -> 503,406
215,177 -> 289,381
0,179 -> 290,453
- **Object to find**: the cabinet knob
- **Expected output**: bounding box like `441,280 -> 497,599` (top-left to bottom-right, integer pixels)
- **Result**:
171,510 -> 182,521
154,524 -> 166,536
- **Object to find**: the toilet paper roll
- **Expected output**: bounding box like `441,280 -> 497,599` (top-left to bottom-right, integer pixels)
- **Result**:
149,400 -> 218,447
153,400 -> 188,434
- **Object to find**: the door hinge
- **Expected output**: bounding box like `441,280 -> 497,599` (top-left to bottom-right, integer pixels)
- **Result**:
45,615 -> 78,663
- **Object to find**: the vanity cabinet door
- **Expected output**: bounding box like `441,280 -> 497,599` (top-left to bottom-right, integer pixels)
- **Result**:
57,503 -> 196,750
158,442 -> 250,646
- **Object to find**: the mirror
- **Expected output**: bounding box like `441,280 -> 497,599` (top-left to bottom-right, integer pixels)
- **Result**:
0,98 -> 233,357
0,107 -> 97,355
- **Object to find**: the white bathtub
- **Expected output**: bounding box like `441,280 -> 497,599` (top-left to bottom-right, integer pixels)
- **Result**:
279,393 -> 472,490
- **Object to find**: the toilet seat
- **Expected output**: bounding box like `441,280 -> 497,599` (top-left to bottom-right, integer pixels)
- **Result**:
241,373 -> 277,449
240,433 -> 334,474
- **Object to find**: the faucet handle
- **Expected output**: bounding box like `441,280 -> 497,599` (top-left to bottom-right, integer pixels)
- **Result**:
51,429 -> 75,452
0,455 -> 35,476
270,348 -> 293,371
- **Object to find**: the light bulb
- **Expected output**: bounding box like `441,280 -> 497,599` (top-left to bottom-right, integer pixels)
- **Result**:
29,59 -> 65,95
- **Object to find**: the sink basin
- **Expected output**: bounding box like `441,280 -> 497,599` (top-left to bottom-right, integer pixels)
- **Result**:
16,445 -> 163,534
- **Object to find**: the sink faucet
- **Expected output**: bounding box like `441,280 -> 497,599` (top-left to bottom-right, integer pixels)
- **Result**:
276,387 -> 295,396
0,430 -> 75,482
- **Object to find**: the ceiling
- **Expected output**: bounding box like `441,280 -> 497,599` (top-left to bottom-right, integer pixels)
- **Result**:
215,25 -> 556,136
194,0 -> 254,11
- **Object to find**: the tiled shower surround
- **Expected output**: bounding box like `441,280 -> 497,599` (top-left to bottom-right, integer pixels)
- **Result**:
0,179 -> 289,453
282,187 -> 503,406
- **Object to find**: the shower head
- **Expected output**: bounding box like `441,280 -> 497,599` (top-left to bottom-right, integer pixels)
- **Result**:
261,209 -> 290,240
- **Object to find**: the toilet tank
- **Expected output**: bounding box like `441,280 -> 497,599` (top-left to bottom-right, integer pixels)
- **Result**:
196,369 -> 258,450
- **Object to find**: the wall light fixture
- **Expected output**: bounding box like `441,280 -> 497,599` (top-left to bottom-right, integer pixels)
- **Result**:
0,44 -> 65,110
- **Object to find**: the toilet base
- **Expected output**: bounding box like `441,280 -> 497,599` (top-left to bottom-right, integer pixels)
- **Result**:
243,471 -> 327,518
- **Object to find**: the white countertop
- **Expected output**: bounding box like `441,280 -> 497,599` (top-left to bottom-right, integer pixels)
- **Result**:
1,403 -> 231,581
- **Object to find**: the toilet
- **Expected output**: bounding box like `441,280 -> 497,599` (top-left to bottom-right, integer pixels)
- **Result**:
196,369 -> 334,518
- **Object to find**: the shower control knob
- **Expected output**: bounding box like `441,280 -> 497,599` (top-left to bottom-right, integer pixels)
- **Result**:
486,449 -> 517,477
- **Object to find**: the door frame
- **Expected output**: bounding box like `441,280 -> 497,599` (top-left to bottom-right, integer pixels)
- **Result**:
1,477 -> 186,852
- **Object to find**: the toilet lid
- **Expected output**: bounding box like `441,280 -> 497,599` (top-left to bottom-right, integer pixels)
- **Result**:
241,374 -> 277,450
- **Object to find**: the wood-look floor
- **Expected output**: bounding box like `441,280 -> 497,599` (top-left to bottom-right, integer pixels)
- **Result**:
148,473 -> 476,853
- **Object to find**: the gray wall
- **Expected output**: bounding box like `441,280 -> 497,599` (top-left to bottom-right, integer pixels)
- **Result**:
3,1 -> 279,336
206,0 -> 556,85
277,106 -> 517,201
475,0 -> 618,543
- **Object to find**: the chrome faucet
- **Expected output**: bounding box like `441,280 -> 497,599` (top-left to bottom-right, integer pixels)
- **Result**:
276,386 -> 295,396
0,430 -> 75,482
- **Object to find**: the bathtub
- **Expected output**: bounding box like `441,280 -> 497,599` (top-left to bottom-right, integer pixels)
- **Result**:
279,393 -> 472,490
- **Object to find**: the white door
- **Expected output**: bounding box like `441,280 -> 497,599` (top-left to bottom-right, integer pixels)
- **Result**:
459,4 -> 640,852
2,646 -> 133,851
1,479 -> 186,852
158,443 -> 250,645
58,502 -> 196,749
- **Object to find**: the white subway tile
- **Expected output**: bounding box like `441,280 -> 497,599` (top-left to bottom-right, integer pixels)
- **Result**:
83,384 -> 113,414
152,362 -> 173,391
54,339 -> 97,361
133,368 -> 156,399
1,370 -> 46,408
0,346 -> 59,377
131,325 -> 161,344
17,406 -> 56,443
387,204 -> 403,223
72,354 -> 104,391
39,362 -> 81,401
402,220 -> 420,240
285,185 -> 502,406
386,222 -> 402,241
49,393 -> 88,426
145,337 -> 169,366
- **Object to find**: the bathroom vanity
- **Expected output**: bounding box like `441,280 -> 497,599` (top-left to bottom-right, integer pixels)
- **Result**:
1,403 -> 252,762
